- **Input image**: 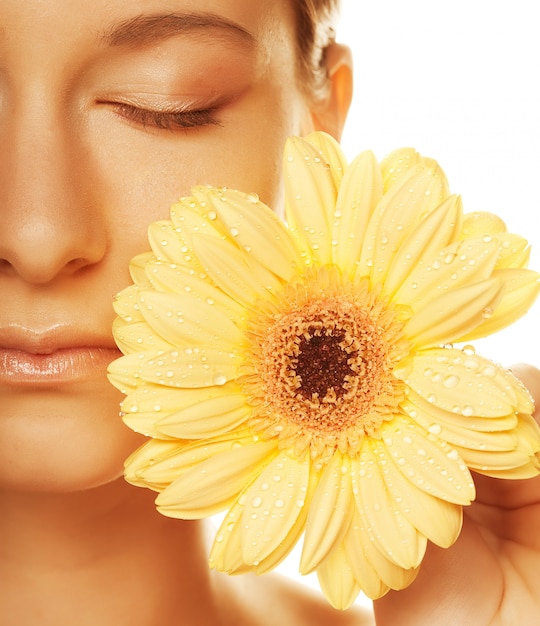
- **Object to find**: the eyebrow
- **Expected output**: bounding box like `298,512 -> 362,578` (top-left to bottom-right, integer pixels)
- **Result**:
103,12 -> 256,48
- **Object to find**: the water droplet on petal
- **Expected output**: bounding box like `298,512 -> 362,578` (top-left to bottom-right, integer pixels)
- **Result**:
443,375 -> 460,389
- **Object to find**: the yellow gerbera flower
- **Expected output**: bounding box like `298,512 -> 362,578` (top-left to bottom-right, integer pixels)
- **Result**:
108,132 -> 540,609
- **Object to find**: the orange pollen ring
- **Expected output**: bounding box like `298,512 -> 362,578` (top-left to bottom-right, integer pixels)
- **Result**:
254,297 -> 396,437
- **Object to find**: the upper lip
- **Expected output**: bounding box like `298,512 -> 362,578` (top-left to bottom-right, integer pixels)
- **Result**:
0,323 -> 119,355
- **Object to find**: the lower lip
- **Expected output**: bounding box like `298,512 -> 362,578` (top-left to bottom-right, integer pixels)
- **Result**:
0,347 -> 122,386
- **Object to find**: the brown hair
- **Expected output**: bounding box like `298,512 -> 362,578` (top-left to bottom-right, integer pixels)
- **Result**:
292,0 -> 341,99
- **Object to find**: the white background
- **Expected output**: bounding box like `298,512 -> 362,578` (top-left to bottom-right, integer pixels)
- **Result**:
276,0 -> 539,603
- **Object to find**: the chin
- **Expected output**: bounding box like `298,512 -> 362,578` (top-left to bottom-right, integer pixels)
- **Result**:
0,380 -> 145,494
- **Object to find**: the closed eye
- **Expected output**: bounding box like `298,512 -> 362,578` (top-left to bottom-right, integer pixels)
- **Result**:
110,102 -> 221,131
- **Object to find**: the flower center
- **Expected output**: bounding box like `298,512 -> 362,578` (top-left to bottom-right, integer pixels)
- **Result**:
243,276 -> 409,460
293,328 -> 356,401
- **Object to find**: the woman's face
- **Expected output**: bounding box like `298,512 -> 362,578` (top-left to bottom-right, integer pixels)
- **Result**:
0,0 -> 317,492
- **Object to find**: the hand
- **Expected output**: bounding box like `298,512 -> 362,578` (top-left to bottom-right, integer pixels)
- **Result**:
373,364 -> 540,626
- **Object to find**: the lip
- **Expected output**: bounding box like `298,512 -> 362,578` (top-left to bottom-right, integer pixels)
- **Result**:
0,324 -> 122,386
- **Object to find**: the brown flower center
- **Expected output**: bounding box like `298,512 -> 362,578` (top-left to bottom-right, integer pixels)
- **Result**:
293,329 -> 356,401
246,293 -> 405,444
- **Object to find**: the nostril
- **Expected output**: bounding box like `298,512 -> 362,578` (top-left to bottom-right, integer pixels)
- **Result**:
64,257 -> 94,273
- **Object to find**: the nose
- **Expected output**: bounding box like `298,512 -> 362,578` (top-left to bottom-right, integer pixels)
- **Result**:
0,97 -> 107,284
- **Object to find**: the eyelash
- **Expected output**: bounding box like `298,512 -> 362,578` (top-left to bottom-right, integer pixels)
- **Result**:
112,102 -> 221,131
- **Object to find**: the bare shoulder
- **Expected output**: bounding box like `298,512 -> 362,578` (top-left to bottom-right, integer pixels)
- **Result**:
233,572 -> 374,626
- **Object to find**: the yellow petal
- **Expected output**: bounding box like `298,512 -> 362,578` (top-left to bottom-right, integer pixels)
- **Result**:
358,162 -> 449,282
404,277 -> 504,347
240,452 -> 310,565
304,130 -> 348,188
460,211 -> 507,238
494,233 -> 531,269
123,438 -> 182,490
380,415 -> 475,505
458,412 -> 540,475
112,319 -> 174,355
210,467 -> 318,575
193,233 -> 279,307
140,346 -> 241,388
332,150 -> 383,274
370,438 -> 463,548
300,451 -> 354,573
402,347 -> 520,418
470,459 -> 540,479
199,187 -> 302,281
402,388 -> 519,433
129,251 -> 155,284
345,511 -> 418,595
136,289 -> 243,349
143,260 -> 245,322
352,439 -> 426,570
155,392 -> 251,439
456,268 -> 540,342
135,428 -> 255,482
147,220 -> 201,267
342,514 -> 390,599
112,284 -> 147,324
155,440 -> 277,519
316,541 -> 362,610
380,148 -> 422,192
170,193 -> 229,242
395,237 -> 500,310
284,136 -> 338,265
107,350 -> 163,392
384,195 -> 463,297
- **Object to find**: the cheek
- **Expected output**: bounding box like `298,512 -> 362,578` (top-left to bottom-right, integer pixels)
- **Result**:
87,87 -> 308,249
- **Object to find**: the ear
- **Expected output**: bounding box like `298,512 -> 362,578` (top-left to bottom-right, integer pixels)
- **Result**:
309,43 -> 353,141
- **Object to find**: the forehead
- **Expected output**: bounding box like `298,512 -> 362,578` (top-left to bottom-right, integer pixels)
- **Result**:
0,0 -> 293,41
0,0 -> 297,58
